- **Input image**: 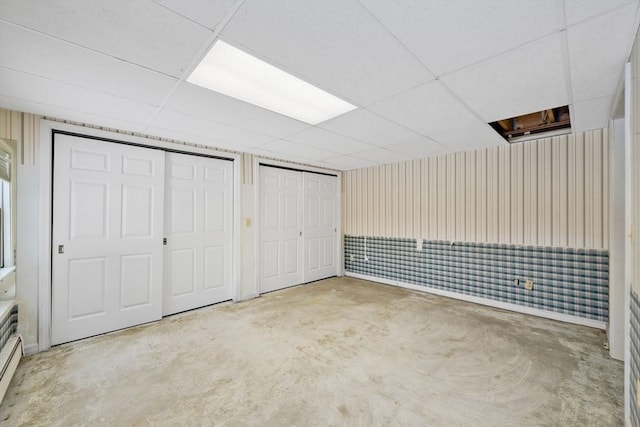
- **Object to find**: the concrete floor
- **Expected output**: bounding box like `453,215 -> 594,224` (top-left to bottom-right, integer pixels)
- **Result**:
0,277 -> 624,426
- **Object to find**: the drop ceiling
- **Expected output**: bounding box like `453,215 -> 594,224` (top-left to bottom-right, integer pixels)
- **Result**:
0,0 -> 638,171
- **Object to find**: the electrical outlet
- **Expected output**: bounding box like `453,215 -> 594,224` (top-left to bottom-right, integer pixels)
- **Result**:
525,280 -> 534,290
349,254 -> 354,262
514,278 -> 520,286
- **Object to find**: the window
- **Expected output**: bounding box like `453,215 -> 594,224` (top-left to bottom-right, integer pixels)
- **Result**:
0,138 -> 15,274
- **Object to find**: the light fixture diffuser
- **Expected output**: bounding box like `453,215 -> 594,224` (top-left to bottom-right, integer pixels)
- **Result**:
187,40 -> 357,125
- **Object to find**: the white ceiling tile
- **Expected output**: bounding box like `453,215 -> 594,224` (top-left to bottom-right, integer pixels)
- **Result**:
284,127 -> 376,155
361,0 -> 562,76
149,109 -> 275,148
152,0 -> 236,30
0,22 -> 178,106
442,33 -> 570,122
0,0 -> 211,77
564,0 -> 638,26
355,148 -> 413,164
571,96 -> 614,132
255,140 -> 340,161
145,125 -> 243,151
368,80 -> 481,136
0,67 -> 158,124
318,109 -> 422,146
165,82 -> 310,137
386,138 -> 451,159
220,0 -> 433,106
0,95 -> 149,134
249,147 -> 325,167
431,123 -> 507,152
567,3 -> 639,102
321,155 -> 379,171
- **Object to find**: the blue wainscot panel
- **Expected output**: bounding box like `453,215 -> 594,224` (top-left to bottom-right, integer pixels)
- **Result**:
344,235 -> 608,322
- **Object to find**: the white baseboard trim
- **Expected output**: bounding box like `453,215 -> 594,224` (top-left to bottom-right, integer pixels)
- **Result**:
23,343 -> 39,356
346,272 -> 607,330
237,292 -> 259,302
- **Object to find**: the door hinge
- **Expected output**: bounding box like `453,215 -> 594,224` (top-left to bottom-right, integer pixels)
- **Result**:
163,238 -> 167,246
58,245 -> 64,254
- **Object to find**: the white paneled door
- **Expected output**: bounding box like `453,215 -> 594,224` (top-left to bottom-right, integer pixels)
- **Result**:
259,166 -> 338,294
52,134 -> 165,345
303,173 -> 338,283
259,166 -> 303,293
163,152 -> 233,316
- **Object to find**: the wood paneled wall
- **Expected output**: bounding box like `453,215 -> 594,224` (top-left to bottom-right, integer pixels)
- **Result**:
0,108 -> 38,165
343,130 -> 609,250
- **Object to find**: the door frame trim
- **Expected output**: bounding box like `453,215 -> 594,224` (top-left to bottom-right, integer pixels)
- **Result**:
253,157 -> 343,296
38,120 -> 241,352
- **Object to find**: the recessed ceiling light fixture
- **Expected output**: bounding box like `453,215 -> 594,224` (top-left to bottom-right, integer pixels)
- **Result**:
187,40 -> 357,125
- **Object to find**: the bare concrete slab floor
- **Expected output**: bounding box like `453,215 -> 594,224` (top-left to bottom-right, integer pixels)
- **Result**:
0,277 -> 623,426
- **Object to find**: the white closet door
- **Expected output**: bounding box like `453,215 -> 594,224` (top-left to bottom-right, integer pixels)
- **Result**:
259,166 -> 303,293
163,153 -> 233,315
52,134 -> 165,345
303,172 -> 338,282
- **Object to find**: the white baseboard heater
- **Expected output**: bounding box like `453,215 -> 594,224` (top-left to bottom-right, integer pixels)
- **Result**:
0,302 -> 20,403
0,334 -> 22,403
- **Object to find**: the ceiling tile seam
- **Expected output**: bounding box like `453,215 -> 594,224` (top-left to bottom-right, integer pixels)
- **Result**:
560,30 -> 575,107
574,93 -> 618,106
142,0 -> 246,132
0,92 -> 147,127
559,0 -> 579,128
356,0 -> 437,78
337,140 -> 445,159
436,28 -> 567,81
147,122 -> 253,148
0,18 -> 180,80
0,64 -> 165,109
149,0 -> 216,31
308,86 -> 472,148
160,105 -> 302,141
0,92 -> 339,171
250,139 -> 347,158
564,1 -> 640,30
275,122 -> 384,149
263,105 -> 421,148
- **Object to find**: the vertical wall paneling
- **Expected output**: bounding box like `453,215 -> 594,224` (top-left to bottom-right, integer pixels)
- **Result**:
412,159 -> 421,237
475,149 -> 487,243
343,129 -> 610,250
487,147 -> 499,242
465,152 -> 476,242
538,139 -> 552,246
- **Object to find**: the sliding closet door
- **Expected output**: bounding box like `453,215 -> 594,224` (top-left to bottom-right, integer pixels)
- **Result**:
163,152 -> 233,315
52,134 -> 165,345
303,172 -> 338,282
259,166 -> 303,293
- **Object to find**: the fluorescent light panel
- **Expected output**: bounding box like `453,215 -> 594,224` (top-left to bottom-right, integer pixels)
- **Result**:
187,40 -> 357,125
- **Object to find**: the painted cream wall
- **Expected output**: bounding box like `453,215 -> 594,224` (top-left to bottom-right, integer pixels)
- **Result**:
344,130 -> 610,250
632,28 -> 640,297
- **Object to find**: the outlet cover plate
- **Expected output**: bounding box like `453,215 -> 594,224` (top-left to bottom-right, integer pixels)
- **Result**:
525,280 -> 534,290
